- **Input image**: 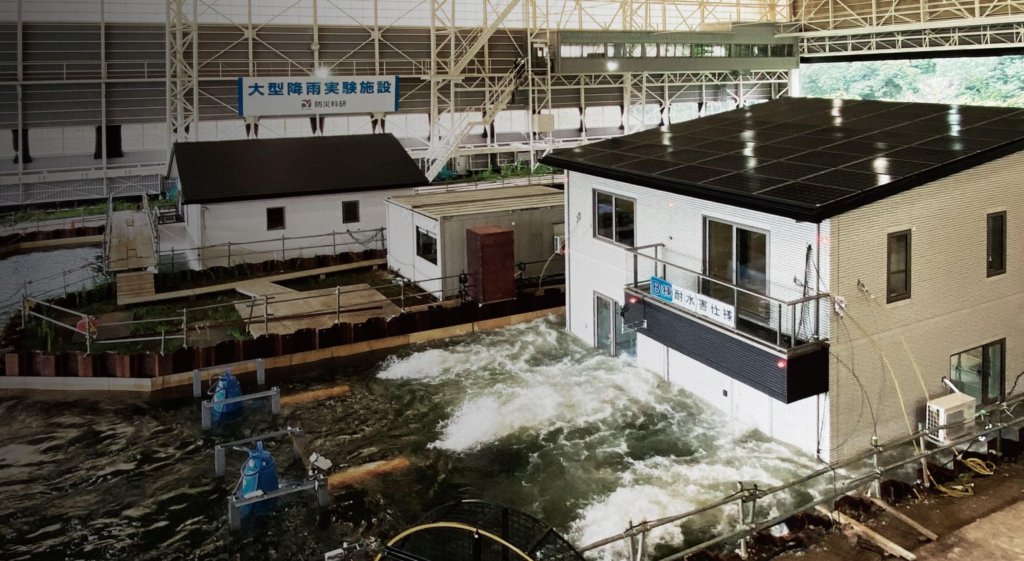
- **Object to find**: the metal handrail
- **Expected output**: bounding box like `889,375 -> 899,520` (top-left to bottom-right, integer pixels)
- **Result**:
579,391 -> 1024,560
629,246 -> 829,307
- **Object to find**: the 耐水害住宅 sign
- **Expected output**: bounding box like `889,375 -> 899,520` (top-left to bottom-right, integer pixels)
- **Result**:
650,276 -> 737,328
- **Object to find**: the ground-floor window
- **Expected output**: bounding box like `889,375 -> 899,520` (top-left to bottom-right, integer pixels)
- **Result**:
594,293 -> 637,357
266,207 -> 285,231
416,227 -> 438,265
342,200 -> 360,224
950,339 -> 1005,405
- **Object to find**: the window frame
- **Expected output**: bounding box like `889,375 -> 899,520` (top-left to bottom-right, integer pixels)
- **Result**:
987,211 -> 1006,277
266,206 -> 286,231
415,226 -> 438,265
592,189 -> 636,248
886,229 -> 912,303
342,200 -> 360,224
950,339 -> 1006,405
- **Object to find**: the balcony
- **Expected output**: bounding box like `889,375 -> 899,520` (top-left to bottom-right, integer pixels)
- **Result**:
623,244 -> 830,404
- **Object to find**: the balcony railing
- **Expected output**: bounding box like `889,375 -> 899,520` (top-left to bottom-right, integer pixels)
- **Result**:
627,243 -> 830,354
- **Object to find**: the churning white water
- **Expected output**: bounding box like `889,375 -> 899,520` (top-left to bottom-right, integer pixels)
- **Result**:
377,317 -> 826,556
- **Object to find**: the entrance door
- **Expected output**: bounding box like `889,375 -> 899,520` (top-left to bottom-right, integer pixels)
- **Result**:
950,340 -> 1005,405
704,219 -> 769,321
595,294 -> 614,355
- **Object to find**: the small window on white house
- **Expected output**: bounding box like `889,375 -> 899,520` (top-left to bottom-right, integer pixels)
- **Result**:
416,227 -> 438,265
342,201 -> 360,224
594,190 -> 635,247
267,207 -> 286,231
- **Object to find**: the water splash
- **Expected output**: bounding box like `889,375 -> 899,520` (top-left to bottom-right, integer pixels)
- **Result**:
378,317 -> 824,555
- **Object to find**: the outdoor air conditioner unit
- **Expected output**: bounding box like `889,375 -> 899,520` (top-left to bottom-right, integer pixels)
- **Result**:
553,235 -> 565,255
926,392 -> 977,444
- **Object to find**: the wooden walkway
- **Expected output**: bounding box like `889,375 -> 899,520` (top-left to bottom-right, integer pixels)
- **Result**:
106,210 -> 157,272
117,259 -> 387,306
235,281 -> 400,337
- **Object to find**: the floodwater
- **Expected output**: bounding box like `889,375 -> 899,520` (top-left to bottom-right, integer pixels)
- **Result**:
0,246 -> 103,327
0,317 -> 827,561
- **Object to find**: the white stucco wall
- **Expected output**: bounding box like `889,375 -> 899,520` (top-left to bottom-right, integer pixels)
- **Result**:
386,201 -> 444,298
565,170 -> 830,458
183,188 -> 413,269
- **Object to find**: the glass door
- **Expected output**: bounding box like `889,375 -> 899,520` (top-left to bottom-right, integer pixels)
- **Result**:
595,294 -> 613,355
704,219 -> 769,321
950,340 -> 1005,405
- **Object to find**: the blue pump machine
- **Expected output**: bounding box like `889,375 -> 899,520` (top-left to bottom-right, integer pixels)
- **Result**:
238,441 -> 280,516
210,369 -> 244,422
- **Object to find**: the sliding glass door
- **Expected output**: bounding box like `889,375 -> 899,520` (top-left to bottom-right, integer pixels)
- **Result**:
594,293 -> 637,357
704,218 -> 769,321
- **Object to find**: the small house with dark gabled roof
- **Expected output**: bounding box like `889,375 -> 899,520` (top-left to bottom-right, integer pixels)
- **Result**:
542,97 -> 1024,463
168,133 -> 428,270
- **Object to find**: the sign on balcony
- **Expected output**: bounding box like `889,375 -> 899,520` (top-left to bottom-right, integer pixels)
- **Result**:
650,277 -> 737,328
237,76 -> 399,117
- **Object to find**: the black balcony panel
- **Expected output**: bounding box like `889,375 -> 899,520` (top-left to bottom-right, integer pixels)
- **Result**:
623,292 -> 828,404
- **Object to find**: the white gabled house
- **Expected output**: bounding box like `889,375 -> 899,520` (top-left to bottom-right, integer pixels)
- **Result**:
168,134 -> 428,269
544,97 -> 1024,463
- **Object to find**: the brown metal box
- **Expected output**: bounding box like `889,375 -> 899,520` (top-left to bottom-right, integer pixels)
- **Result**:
466,226 -> 515,304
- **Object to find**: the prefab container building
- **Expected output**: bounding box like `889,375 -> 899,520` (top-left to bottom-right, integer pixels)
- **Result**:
385,186 -> 565,300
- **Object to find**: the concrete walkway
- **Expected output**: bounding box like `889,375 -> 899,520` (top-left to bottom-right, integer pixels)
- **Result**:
915,499 -> 1024,560
117,259 -> 386,306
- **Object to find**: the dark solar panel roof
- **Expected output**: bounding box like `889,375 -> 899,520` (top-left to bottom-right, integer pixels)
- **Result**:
174,134 -> 428,205
541,98 -> 1024,222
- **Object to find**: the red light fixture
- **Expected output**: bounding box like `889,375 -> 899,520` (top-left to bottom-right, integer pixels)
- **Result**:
629,297 -> 639,304
776,359 -> 787,369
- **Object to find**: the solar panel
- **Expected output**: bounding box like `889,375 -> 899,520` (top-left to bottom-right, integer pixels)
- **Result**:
708,173 -> 788,193
656,165 -> 731,183
758,182 -> 858,206
618,158 -> 682,175
751,161 -> 829,181
544,97 -> 1024,221
658,148 -> 718,164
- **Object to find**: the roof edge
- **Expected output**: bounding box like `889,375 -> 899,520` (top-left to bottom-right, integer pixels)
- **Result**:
543,134 -> 1024,222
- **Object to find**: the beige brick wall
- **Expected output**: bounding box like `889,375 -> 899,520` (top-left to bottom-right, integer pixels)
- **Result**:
829,151 -> 1024,463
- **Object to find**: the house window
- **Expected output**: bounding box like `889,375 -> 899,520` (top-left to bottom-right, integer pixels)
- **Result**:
703,218 -> 769,321
887,230 -> 911,303
416,227 -> 438,265
950,340 -> 1005,404
342,200 -> 360,224
266,207 -> 285,231
988,211 -> 1006,277
593,190 -> 635,247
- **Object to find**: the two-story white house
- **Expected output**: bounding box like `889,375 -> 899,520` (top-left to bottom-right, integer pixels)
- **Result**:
543,97 -> 1023,463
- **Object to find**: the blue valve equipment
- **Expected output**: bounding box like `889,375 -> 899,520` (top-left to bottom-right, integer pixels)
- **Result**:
210,369 -> 243,423
238,441 -> 279,516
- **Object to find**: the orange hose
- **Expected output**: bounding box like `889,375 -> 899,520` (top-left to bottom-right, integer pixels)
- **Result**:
280,385 -> 351,406
327,457 -> 411,489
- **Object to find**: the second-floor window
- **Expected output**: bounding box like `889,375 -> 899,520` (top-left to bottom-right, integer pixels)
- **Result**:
988,211 -> 1006,277
887,230 -> 911,303
594,190 -> 635,247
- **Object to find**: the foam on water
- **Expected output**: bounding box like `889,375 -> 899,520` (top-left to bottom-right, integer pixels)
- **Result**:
378,317 -> 825,555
